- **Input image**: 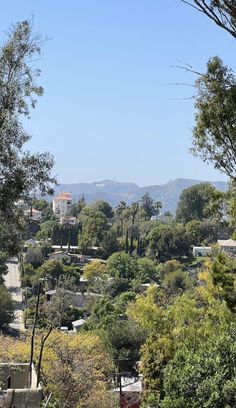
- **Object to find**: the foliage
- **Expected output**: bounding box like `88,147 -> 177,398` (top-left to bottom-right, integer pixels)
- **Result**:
24,247 -> 43,268
106,251 -> 138,280
100,229 -> 120,258
160,327 -> 236,408
148,224 -> 190,261
181,0 -> 236,39
191,57 -> 236,179
105,319 -> 146,373
83,260 -> 106,280
93,200 -> 114,219
0,331 -> 114,408
79,208 -> 109,249
39,259 -> 64,286
0,252 -> 8,284
211,253 -> 236,312
0,20 -> 55,254
105,277 -> 131,297
162,270 -> 193,294
136,258 -> 158,283
35,220 -> 57,240
176,183 -> 217,223
0,285 -> 14,330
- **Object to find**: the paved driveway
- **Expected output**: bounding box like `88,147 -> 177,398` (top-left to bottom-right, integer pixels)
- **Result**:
4,261 -> 25,332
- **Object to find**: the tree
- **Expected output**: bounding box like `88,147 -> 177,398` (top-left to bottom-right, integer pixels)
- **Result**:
141,193 -> 155,220
0,331 -> 114,408
79,208 -> 109,248
161,328 -> 236,408
106,252 -> 138,281
148,224 -> 190,262
0,20 -> 55,254
24,247 -> 43,269
0,285 -> 14,330
39,259 -> 64,287
93,200 -> 114,219
105,319 -> 146,373
186,219 -> 219,244
100,229 -> 120,258
136,258 -> 158,283
176,183 -> 217,223
162,270 -> 192,294
83,260 -> 106,280
181,1 -> 236,39
191,57 -> 236,180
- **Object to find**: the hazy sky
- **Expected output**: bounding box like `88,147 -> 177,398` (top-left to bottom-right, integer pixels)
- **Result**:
1,1 -> 235,186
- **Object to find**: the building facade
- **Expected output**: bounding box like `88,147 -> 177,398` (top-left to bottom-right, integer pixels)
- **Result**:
53,192 -> 72,217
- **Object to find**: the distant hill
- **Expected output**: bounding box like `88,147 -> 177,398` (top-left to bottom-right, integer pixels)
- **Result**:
52,178 -> 228,214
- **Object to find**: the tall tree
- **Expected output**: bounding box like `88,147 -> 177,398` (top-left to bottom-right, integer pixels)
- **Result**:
0,20 -> 55,253
141,193 -> 155,220
176,183 -> 217,223
191,57 -> 236,180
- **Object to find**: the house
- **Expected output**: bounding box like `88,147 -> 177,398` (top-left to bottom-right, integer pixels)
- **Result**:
192,246 -> 212,257
0,363 -> 42,408
72,318 -> 86,332
48,251 -> 71,263
53,192 -> 72,218
217,239 -> 236,255
24,238 -> 39,249
24,208 -> 42,221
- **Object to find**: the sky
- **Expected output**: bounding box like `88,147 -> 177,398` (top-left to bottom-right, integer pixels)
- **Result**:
0,0 -> 235,186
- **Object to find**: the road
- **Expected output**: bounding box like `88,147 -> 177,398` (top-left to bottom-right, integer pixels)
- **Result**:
4,261 -> 25,332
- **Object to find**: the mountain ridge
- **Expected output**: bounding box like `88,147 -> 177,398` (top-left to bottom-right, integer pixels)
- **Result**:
52,178 -> 228,213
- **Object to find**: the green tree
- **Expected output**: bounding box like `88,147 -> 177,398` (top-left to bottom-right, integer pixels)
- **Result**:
100,229 -> 120,258
80,208 -> 108,248
191,57 -> 236,180
24,247 -> 43,269
141,193 -> 155,220
83,260 -> 106,280
93,200 -> 114,219
136,258 -> 158,283
106,252 -> 138,281
0,20 -> 55,254
176,183 -> 217,223
0,285 -> 14,330
160,328 -> 236,408
40,259 -> 64,287
148,224 -> 190,262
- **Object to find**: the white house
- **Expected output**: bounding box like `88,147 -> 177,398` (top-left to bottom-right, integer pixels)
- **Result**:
48,251 -> 71,263
24,208 -> 42,221
217,239 -> 236,255
72,318 -> 86,332
53,192 -> 72,218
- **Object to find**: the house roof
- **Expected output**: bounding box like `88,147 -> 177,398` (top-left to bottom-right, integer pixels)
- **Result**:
48,251 -> 70,257
72,319 -> 86,328
218,239 -> 236,247
54,192 -> 72,200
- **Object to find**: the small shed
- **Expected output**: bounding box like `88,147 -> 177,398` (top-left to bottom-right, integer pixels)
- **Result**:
72,318 -> 86,332
192,246 -> 212,257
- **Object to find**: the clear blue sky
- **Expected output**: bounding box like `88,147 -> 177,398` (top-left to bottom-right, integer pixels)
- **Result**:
1,1 -> 235,186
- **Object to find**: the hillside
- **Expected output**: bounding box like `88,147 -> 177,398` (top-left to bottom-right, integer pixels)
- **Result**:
52,178 -> 228,213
